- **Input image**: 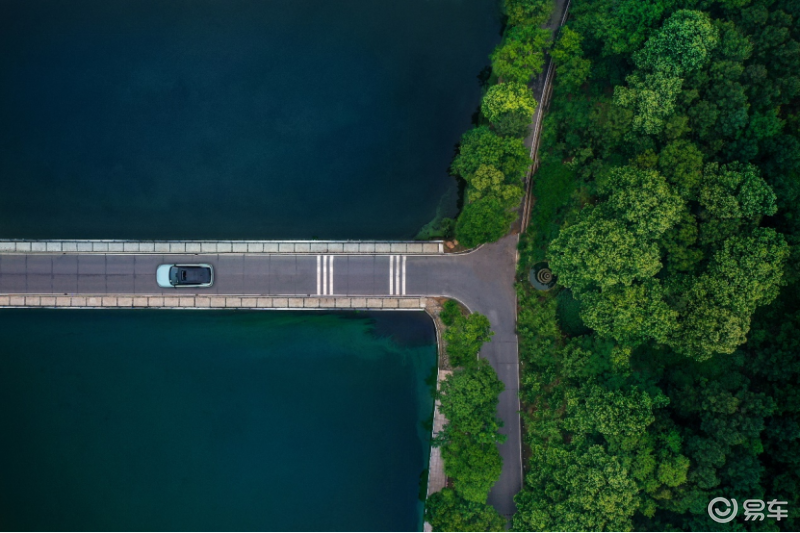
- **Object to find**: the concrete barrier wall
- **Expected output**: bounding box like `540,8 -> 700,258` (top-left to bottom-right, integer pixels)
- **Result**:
0,240 -> 443,254
0,294 -> 430,309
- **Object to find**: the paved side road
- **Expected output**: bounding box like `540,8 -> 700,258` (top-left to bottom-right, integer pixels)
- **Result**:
0,235 -> 523,517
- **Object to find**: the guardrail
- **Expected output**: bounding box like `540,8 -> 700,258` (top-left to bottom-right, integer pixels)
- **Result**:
0,240 -> 444,254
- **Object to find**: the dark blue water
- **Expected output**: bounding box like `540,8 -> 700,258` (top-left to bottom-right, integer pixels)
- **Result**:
0,0 -> 501,239
0,310 -> 438,531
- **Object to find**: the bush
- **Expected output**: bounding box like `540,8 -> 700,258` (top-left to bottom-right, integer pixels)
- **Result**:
443,312 -> 494,367
440,299 -> 463,327
455,196 -> 517,248
425,489 -> 506,532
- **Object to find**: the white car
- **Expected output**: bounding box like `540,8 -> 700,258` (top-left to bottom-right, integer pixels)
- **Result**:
156,264 -> 214,288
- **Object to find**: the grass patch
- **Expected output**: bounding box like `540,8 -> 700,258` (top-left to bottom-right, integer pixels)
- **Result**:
519,159 -> 577,271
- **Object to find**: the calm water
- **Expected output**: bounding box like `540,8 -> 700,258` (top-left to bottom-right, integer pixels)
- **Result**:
0,0 -> 501,239
0,309 -> 438,531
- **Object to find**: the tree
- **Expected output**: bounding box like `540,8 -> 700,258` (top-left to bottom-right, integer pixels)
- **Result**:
658,140 -> 704,199
467,164 -> 523,205
504,0 -> 555,27
481,82 -> 538,126
601,166 -> 684,237
513,444 -> 641,531
491,25 -> 552,84
442,433 -> 504,503
443,312 -> 495,367
439,299 -> 463,327
565,385 -> 669,438
548,211 -> 662,293
493,109 -> 533,138
613,72 -> 683,134
425,489 -> 506,532
550,26 -> 591,91
699,162 -> 778,220
438,360 -> 505,443
672,228 -> 789,359
633,10 -> 719,76
451,126 -> 530,183
580,280 -> 678,345
455,196 -> 518,248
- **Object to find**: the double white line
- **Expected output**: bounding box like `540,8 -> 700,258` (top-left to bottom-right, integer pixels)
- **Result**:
389,256 -> 406,295
317,255 -> 334,295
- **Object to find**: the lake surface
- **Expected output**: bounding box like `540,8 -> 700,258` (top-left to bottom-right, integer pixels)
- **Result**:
0,0 -> 501,239
0,309 -> 438,531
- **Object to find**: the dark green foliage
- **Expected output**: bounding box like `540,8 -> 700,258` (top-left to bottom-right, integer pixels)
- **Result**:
514,0 -> 800,529
518,159 -> 577,268
425,489 -> 506,532
455,196 -> 518,249
435,360 -> 506,503
556,288 -> 589,337
443,312 -> 494,368
439,299 -> 463,327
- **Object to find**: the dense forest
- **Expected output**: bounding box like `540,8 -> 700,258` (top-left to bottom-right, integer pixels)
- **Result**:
513,0 -> 800,530
430,0 -> 799,530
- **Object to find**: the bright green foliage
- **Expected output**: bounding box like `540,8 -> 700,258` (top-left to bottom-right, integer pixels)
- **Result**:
451,126 -> 530,183
580,280 -> 678,345
673,228 -> 789,359
481,82 -> 538,125
634,10 -> 720,76
566,386 -> 669,437
438,360 -> 505,444
443,312 -> 495,368
513,444 -> 641,531
548,212 -> 662,292
455,196 -> 518,248
614,72 -> 683,134
424,489 -> 506,532
504,0 -> 554,27
550,26 -> 591,91
601,166 -> 683,237
491,25 -> 552,84
467,164 -> 523,205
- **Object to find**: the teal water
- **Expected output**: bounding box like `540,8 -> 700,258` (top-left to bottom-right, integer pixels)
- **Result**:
0,310 -> 438,531
0,0 -> 501,239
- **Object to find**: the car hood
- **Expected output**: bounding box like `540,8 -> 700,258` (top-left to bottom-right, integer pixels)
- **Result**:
156,264 -> 172,287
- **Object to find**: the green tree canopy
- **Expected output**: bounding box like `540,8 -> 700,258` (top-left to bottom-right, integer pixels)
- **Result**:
438,359 -> 505,444
451,126 -> 530,183
425,489 -> 506,532
633,10 -> 720,76
491,25 -> 552,84
548,211 -> 662,293
455,195 -> 518,248
550,26 -> 591,91
580,280 -> 678,346
600,166 -> 684,237
481,82 -> 538,125
443,312 -> 495,367
467,164 -> 523,205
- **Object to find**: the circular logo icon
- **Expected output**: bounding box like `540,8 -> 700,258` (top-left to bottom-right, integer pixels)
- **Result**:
708,497 -> 738,523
